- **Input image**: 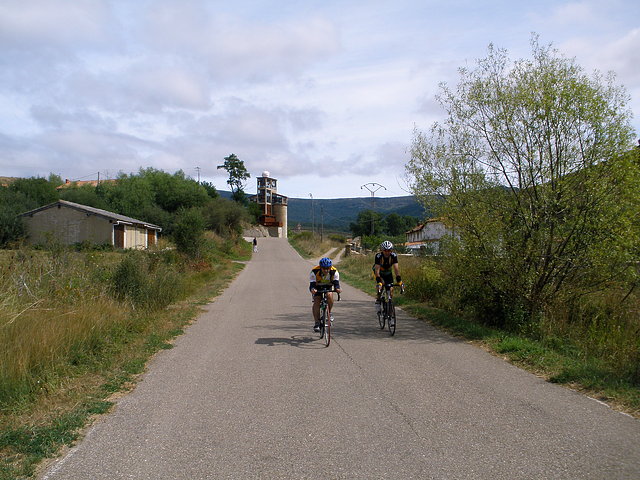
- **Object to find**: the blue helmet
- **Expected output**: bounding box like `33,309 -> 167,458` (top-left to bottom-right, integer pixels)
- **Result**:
319,257 -> 332,268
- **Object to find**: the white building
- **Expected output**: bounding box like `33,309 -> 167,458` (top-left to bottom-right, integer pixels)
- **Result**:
405,218 -> 456,255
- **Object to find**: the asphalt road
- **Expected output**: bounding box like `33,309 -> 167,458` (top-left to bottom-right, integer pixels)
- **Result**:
40,237 -> 640,479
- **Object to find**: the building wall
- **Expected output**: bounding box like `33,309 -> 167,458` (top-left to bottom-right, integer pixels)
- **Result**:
123,224 -> 153,249
407,221 -> 450,243
23,205 -> 156,248
23,206 -> 113,245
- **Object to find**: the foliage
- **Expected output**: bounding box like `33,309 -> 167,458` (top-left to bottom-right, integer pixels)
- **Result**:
110,250 -> 185,310
217,153 -> 250,199
7,176 -> 60,208
172,207 -> 206,257
202,198 -> 250,235
349,209 -> 418,239
288,231 -> 344,259
58,184 -> 110,209
4,168 -> 255,256
0,237 -> 249,478
338,253 -> 640,415
200,181 -> 219,198
0,176 -> 64,246
407,35 -> 638,328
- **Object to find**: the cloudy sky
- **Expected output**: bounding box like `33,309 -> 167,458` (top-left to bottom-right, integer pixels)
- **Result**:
1,0 -> 639,199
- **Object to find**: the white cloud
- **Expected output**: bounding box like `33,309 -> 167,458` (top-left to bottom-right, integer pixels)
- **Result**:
0,0 -> 113,49
1,0 -> 639,197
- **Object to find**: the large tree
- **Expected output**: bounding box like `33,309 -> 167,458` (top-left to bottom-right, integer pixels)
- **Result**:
406,36 -> 638,326
217,153 -> 250,202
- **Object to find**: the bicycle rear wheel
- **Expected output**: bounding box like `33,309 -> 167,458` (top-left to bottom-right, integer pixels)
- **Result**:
387,300 -> 396,336
322,309 -> 330,347
377,300 -> 385,329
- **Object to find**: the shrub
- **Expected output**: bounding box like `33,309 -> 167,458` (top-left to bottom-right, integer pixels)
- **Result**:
110,251 -> 184,311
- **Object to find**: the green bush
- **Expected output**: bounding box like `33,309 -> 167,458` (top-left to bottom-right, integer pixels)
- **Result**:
173,207 -> 206,257
407,260 -> 446,302
110,251 -> 184,310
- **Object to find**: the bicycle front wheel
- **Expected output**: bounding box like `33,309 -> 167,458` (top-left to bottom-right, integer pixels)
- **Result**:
377,301 -> 385,329
387,300 -> 396,336
323,311 -> 331,347
318,307 -> 326,339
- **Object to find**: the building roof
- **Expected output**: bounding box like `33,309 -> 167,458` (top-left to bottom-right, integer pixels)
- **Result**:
19,200 -> 162,231
405,217 -> 453,234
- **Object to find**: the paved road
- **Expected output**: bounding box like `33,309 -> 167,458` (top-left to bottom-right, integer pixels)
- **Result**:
41,238 -> 640,479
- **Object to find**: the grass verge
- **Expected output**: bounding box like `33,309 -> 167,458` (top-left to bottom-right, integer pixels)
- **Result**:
0,239 -> 250,480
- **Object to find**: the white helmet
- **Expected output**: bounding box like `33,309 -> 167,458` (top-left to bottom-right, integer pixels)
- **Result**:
380,240 -> 393,250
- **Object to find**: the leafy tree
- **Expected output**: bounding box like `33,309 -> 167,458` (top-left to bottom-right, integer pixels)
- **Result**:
59,184 -> 110,209
385,213 -> 418,236
0,188 -> 27,246
140,168 -> 209,212
349,210 -> 384,237
97,174 -> 155,219
406,36 -> 637,327
8,177 -> 59,208
200,181 -> 219,198
349,210 -> 419,239
202,198 -> 250,235
217,154 -> 250,201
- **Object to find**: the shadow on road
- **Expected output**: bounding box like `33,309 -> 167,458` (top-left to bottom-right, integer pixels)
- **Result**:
254,335 -> 327,349
252,298 -> 459,347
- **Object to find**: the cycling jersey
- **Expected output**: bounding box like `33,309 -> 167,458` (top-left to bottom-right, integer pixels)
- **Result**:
374,252 -> 398,274
309,265 -> 340,291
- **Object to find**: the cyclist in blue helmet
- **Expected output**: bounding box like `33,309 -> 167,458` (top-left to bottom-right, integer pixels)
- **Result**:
309,257 -> 341,332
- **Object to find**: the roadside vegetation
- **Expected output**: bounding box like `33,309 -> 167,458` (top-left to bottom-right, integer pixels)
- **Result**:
0,236 -> 251,479
0,158 -> 256,479
288,231 -> 346,260
329,37 -> 640,418
337,253 -> 639,417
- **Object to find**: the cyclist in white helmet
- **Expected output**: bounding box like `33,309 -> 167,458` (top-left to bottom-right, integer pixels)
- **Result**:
374,240 -> 402,306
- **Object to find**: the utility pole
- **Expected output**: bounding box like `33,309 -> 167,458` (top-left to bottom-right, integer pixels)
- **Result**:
320,205 -> 324,242
361,182 -> 386,235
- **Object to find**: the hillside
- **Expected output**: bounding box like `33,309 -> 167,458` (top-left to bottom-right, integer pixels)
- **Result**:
220,191 -> 427,231
288,196 -> 427,231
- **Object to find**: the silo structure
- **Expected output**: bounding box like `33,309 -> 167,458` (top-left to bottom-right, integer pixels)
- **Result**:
253,171 -> 288,238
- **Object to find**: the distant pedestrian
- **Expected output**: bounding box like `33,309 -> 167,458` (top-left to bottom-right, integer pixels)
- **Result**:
253,237 -> 258,253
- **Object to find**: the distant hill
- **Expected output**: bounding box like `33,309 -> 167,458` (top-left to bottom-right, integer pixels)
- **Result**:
287,196 -> 427,231
220,190 -> 427,231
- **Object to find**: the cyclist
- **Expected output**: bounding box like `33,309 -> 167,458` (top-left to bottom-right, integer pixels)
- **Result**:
309,257 -> 341,332
374,240 -> 402,312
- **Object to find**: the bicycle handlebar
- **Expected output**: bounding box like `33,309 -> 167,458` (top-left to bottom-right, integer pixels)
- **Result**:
315,286 -> 341,301
379,282 -> 405,294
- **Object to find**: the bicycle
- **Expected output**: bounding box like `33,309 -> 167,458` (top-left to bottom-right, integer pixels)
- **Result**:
316,286 -> 340,347
377,282 -> 404,336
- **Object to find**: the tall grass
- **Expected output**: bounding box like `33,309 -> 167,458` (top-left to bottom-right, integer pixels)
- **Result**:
0,250 -> 132,407
288,231 -> 345,259
1,236 -> 251,478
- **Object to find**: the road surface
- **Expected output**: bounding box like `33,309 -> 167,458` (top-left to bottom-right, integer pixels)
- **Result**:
41,237 -> 640,479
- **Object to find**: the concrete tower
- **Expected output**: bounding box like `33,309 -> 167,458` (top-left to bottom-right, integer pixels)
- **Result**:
255,171 -> 288,238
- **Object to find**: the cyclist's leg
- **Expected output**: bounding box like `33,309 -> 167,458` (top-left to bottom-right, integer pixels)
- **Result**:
326,292 -> 334,320
312,294 -> 321,330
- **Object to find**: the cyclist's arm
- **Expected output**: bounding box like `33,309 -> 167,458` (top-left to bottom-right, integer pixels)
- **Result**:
332,272 -> 341,293
393,263 -> 402,284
